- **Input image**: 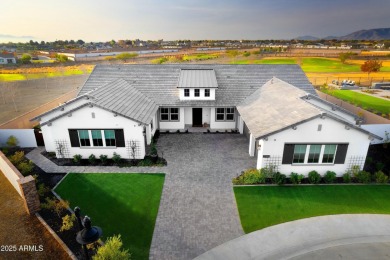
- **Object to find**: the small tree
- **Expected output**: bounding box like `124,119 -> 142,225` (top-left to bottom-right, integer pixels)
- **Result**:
116,53 -> 138,62
6,135 -> 19,147
55,54 -> 69,63
361,60 -> 383,77
60,214 -> 76,232
21,54 -> 31,64
93,235 -> 131,260
339,52 -> 354,64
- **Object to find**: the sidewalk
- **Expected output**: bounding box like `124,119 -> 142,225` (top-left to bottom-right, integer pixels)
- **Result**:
195,214 -> 390,260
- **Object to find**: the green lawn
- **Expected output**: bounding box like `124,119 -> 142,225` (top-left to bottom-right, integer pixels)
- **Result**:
233,57 -> 362,72
55,173 -> 165,260
234,185 -> 390,233
323,89 -> 390,114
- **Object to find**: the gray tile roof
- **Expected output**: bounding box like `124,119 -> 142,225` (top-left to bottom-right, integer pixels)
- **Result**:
237,78 -> 322,139
178,69 -> 218,88
88,78 -> 158,124
78,64 -> 316,107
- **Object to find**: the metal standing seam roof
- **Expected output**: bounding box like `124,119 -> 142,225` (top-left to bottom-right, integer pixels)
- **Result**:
78,64 -> 317,107
177,69 -> 218,88
236,78 -> 323,139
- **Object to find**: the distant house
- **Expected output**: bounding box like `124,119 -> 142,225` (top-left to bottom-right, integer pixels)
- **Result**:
32,65 -> 381,176
0,53 -> 16,64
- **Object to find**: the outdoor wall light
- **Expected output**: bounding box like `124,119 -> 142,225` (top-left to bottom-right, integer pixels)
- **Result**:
292,126 -> 297,130
67,113 -> 72,117
345,125 -> 350,130
113,114 -> 118,117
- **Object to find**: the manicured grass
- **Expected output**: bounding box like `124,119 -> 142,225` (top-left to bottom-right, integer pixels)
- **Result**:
234,185 -> 390,233
234,58 -> 296,65
0,70 -> 87,81
301,58 -> 360,73
55,173 -> 165,260
323,89 -> 390,114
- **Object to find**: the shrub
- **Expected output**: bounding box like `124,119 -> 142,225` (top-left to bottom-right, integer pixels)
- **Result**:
375,171 -> 388,184
6,135 -> 19,147
138,158 -> 153,166
243,52 -> 250,57
89,154 -> 97,165
112,152 -> 122,165
355,170 -> 371,183
17,160 -> 34,176
73,154 -> 82,164
150,142 -> 157,156
41,197 -> 70,217
290,172 -> 304,184
260,165 -> 277,178
323,171 -> 337,184
273,172 -> 286,185
308,170 -> 321,184
100,154 -> 108,165
93,235 -> 131,260
60,214 -> 76,232
343,172 -> 352,183
37,183 -> 50,198
232,168 -> 266,185
8,151 -> 25,165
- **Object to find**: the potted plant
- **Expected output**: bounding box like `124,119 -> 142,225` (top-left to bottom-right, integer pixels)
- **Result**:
150,142 -> 158,163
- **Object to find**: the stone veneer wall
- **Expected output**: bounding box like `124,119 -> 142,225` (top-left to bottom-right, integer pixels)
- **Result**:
0,151 -> 40,214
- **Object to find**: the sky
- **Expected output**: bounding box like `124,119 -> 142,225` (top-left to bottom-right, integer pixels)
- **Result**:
1,0 -> 390,42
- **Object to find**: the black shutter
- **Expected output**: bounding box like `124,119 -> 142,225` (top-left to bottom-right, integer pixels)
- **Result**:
69,129 -> 80,147
282,144 -> 294,164
115,129 -> 125,147
334,144 -> 348,164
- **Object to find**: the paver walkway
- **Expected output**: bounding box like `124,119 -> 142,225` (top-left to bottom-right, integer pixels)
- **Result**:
195,214 -> 390,260
26,133 -> 256,259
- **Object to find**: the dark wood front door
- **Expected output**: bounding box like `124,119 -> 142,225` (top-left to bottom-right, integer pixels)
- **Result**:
192,108 -> 203,127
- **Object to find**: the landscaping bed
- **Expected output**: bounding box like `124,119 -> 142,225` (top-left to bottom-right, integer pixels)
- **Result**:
55,173 -> 165,260
234,185 -> 390,233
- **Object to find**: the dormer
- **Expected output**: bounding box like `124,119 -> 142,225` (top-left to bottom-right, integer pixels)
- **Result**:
178,69 -> 218,100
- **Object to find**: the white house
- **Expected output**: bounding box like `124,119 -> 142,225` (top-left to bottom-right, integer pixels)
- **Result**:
0,53 -> 16,64
32,64 -> 381,175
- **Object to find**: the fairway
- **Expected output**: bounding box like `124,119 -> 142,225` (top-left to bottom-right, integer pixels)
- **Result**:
55,173 -> 165,260
234,185 -> 390,233
323,89 -> 390,114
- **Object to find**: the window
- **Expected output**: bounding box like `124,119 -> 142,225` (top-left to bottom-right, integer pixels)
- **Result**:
226,107 -> 235,121
194,89 -> 200,97
184,89 -> 190,97
322,144 -> 337,163
282,143 -> 344,165
170,108 -> 179,121
293,145 -> 307,163
160,108 -> 169,121
308,145 -> 321,163
91,130 -> 103,146
216,108 -> 225,121
216,107 -> 235,121
104,130 -> 116,147
78,130 -> 90,147
205,89 -> 210,97
160,107 -> 179,121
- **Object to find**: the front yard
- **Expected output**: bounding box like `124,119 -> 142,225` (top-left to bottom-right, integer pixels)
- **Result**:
55,173 -> 165,260
234,185 -> 390,233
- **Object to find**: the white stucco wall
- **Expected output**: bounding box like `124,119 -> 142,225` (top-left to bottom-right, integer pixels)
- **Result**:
209,108 -> 237,129
256,117 -> 371,176
41,106 -> 146,159
159,107 -> 185,130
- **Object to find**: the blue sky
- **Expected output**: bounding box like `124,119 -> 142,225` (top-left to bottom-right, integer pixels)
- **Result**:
1,0 -> 389,42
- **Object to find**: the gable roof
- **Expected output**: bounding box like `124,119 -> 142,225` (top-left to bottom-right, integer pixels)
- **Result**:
34,79 -> 158,125
237,78 -> 382,140
78,64 -> 316,107
178,69 -> 218,88
88,78 -> 158,124
237,78 -> 322,139
0,53 -> 15,58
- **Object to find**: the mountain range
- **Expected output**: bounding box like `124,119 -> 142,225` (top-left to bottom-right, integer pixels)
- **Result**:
296,28 -> 390,40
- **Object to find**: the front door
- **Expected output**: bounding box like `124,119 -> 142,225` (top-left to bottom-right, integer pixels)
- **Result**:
192,108 -> 203,127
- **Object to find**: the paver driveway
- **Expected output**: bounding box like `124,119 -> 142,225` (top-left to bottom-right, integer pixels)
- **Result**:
149,133 -> 256,260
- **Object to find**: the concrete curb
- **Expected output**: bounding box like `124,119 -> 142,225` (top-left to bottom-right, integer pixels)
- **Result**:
35,212 -> 78,260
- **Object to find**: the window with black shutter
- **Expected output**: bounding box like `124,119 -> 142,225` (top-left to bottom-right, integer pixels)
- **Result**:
282,144 -> 294,164
69,129 -> 80,147
334,144 -> 348,164
115,129 -> 125,147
